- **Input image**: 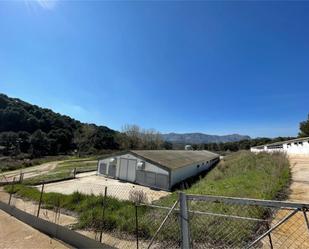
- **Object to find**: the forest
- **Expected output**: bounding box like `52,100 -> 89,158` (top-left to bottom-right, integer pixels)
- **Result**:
0,93 -> 118,157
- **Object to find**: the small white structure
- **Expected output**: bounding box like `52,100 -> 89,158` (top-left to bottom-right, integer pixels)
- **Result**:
97,150 -> 220,190
250,137 -> 309,156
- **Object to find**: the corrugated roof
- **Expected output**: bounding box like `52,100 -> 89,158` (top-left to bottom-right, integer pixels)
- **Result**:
130,150 -> 219,171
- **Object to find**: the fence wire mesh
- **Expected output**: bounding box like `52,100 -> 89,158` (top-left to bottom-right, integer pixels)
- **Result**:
186,195 -> 309,249
1,172 -> 309,249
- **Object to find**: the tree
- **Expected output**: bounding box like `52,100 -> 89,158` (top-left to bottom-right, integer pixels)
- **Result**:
29,130 -> 50,157
119,124 -> 163,150
299,114 -> 309,137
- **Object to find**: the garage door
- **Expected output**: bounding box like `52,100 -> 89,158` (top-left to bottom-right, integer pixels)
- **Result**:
119,158 -> 137,182
108,164 -> 116,178
99,162 -> 107,175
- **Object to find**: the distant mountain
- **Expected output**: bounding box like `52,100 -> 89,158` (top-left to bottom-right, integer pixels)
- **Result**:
162,133 -> 251,144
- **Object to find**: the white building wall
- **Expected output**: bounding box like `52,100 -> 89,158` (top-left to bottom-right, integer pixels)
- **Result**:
250,139 -> 309,155
170,158 -> 219,187
286,141 -> 309,155
97,153 -> 169,178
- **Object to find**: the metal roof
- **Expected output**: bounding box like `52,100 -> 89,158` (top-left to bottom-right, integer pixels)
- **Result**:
251,136 -> 309,149
130,150 -> 219,171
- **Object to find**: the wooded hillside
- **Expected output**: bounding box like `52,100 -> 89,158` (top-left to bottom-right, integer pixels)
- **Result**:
0,93 -> 118,157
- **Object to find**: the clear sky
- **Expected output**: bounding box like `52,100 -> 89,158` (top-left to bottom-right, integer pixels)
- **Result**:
0,1 -> 308,138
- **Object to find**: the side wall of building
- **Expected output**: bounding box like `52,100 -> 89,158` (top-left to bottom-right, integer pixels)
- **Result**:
170,157 -> 219,187
250,139 -> 309,155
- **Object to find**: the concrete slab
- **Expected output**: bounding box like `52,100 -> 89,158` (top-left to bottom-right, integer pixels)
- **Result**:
38,174 -> 170,203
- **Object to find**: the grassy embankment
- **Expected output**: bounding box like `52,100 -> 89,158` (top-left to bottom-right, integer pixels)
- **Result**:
5,151 -> 291,244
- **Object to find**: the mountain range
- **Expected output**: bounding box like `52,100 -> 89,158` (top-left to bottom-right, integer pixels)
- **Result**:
162,133 -> 251,144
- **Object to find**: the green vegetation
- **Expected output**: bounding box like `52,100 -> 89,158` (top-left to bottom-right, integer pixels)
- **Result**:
157,151 -> 291,245
299,114 -> 309,137
158,151 -> 290,206
5,151 -> 291,245
0,155 -> 70,172
192,136 -> 295,153
0,93 -> 118,159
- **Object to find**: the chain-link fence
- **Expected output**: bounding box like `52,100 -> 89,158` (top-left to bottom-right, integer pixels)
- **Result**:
186,194 -> 309,249
1,175 -> 309,249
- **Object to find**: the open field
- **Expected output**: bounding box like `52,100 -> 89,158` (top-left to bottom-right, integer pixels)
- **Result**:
0,157 -> 99,185
0,156 -> 71,173
0,161 -> 62,183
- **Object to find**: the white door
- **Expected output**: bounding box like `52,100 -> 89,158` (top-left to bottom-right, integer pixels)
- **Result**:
127,159 -> 137,182
119,158 -> 128,180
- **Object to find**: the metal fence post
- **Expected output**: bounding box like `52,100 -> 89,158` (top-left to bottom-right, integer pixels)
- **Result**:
37,182 -> 45,217
19,172 -> 24,183
179,192 -> 190,249
135,204 -> 139,249
99,186 -> 107,243
8,177 -> 15,205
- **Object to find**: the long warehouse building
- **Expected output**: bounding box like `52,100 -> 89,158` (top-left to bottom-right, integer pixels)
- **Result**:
251,137 -> 309,155
97,150 -> 220,190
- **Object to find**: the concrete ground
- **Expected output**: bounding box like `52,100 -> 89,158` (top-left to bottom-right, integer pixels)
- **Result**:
38,172 -> 170,203
0,209 -> 69,249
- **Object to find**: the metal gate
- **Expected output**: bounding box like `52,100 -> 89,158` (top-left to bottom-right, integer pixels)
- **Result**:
182,193 -> 309,249
146,193 -> 309,249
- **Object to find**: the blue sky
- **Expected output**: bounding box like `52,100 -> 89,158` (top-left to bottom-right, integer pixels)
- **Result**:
0,1 -> 308,138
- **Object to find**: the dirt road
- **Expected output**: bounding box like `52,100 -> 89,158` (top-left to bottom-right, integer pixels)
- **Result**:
0,161 -> 61,183
288,155 -> 309,202
265,155 -> 309,249
0,209 -> 69,249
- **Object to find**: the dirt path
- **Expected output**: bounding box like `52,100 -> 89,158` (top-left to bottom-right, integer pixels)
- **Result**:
0,209 -> 69,249
0,161 -> 62,183
264,155 -> 309,249
288,155 -> 309,202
